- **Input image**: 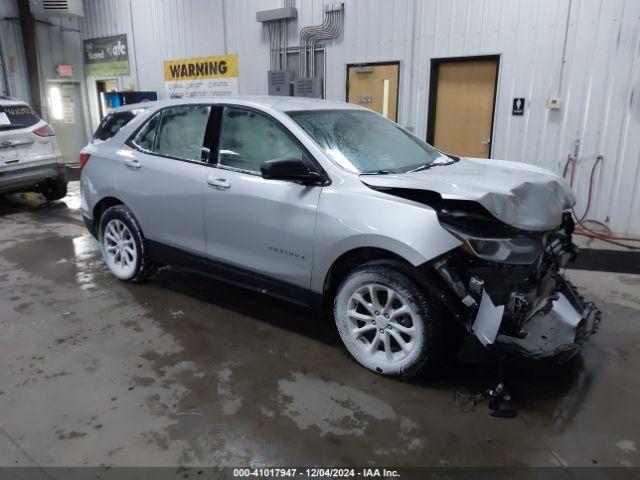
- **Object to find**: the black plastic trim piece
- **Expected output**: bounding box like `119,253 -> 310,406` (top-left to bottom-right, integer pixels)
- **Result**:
83,215 -> 97,239
571,248 -> 640,275
146,240 -> 319,310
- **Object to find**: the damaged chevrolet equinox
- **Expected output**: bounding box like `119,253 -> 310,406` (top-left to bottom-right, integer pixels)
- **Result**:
80,97 -> 601,377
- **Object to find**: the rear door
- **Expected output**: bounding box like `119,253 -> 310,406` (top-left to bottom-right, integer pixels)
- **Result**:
116,104 -> 215,255
203,106 -> 321,291
0,103 -> 56,169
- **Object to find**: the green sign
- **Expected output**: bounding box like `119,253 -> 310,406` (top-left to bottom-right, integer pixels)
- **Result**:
83,35 -> 130,77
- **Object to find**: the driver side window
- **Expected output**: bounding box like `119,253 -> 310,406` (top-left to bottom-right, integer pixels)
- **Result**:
217,107 -> 303,173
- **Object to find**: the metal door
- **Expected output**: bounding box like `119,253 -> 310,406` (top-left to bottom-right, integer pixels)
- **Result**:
347,62 -> 400,122
46,82 -> 88,163
428,57 -> 499,158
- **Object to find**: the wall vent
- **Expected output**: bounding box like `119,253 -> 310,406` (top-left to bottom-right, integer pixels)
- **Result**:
30,0 -> 84,17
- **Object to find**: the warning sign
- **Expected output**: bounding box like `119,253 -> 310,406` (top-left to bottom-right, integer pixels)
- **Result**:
164,54 -> 238,98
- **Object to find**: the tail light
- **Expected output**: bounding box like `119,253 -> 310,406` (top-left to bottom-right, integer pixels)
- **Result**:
79,152 -> 91,169
34,124 -> 55,137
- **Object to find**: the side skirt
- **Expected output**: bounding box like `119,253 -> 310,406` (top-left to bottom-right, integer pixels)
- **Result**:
146,240 -> 324,315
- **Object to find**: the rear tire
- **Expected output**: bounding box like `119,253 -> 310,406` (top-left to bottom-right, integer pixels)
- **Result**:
98,205 -> 155,283
334,262 -> 443,378
41,179 -> 67,201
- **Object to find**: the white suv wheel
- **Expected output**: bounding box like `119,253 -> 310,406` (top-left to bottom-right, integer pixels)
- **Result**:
98,205 -> 155,283
345,284 -> 420,362
102,219 -> 138,279
334,263 -> 439,377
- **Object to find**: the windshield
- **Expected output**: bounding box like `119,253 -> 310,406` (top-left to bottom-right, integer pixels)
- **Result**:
288,109 -> 443,174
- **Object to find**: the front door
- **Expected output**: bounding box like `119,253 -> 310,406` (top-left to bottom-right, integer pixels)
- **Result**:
428,57 -> 499,158
47,81 -> 88,163
203,106 -> 321,290
347,62 -> 400,122
117,105 -> 214,255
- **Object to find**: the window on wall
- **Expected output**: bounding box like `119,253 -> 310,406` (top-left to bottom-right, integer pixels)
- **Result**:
217,107 -> 304,173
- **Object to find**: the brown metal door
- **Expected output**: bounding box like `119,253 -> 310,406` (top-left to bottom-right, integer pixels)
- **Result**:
431,58 -> 498,158
347,63 -> 399,122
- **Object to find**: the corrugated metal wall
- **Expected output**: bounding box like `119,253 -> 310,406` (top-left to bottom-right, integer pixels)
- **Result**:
0,0 -> 31,102
78,0 -> 640,236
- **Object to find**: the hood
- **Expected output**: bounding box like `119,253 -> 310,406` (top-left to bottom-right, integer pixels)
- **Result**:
360,157 -> 575,231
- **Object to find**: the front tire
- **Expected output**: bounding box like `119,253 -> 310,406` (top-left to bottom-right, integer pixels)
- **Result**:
334,263 -> 442,378
98,205 -> 154,282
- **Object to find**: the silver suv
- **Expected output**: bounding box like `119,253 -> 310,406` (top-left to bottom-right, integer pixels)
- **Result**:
80,96 -> 600,377
0,97 -> 67,200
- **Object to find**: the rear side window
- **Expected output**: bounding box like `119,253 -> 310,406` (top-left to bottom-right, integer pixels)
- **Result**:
93,111 -> 136,142
153,106 -> 211,161
130,112 -> 160,152
0,104 -> 40,130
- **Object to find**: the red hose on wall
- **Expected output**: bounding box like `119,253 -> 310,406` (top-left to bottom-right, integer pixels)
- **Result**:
562,154 -> 640,250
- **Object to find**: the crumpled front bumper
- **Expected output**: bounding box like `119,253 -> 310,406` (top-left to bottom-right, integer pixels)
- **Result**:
471,275 -> 602,359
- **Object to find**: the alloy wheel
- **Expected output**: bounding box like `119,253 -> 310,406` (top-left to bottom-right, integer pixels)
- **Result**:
102,219 -> 138,279
346,283 -> 418,362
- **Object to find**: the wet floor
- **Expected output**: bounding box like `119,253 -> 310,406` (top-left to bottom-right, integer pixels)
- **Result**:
0,183 -> 639,468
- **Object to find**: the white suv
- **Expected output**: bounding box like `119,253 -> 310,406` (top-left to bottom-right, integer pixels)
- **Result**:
0,97 -> 67,200
80,96 -> 601,377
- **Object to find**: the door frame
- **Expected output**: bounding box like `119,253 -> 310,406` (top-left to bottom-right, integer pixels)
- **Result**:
345,61 -> 401,121
44,79 -> 91,156
96,77 -> 118,119
426,54 -> 500,158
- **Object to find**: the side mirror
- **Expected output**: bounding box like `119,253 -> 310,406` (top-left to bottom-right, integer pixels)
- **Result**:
260,158 -> 323,185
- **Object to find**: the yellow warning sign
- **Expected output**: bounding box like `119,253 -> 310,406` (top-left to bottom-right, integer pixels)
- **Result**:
163,54 -> 238,81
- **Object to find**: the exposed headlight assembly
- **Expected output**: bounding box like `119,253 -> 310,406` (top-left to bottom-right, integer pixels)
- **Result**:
445,228 -> 544,264
465,235 -> 543,264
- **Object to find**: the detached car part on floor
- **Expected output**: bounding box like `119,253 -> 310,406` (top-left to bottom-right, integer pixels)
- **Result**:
0,97 -> 67,200
79,96 -> 601,377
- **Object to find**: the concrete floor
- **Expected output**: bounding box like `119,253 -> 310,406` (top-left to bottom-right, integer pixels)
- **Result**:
0,182 -> 639,469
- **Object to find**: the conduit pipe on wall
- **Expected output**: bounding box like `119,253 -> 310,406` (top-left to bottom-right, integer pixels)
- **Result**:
298,3 -> 343,78
267,0 -> 295,71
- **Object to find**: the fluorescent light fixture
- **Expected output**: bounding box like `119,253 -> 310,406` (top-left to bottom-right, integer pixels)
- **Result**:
49,86 -> 63,120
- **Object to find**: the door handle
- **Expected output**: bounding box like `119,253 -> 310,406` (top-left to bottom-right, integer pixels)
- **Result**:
125,158 -> 141,169
481,138 -> 492,146
207,176 -> 231,189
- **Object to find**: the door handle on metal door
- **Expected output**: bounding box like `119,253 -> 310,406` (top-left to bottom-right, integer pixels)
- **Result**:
125,158 -> 141,169
207,176 -> 231,189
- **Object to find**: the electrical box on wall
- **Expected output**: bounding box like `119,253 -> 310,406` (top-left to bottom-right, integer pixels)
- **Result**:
294,77 -> 323,99
30,0 -> 84,17
268,70 -> 295,96
547,99 -> 562,110
256,7 -> 298,22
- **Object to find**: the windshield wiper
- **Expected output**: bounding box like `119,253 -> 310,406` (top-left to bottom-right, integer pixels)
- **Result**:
408,154 -> 460,173
0,124 -> 26,131
361,169 -> 393,175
